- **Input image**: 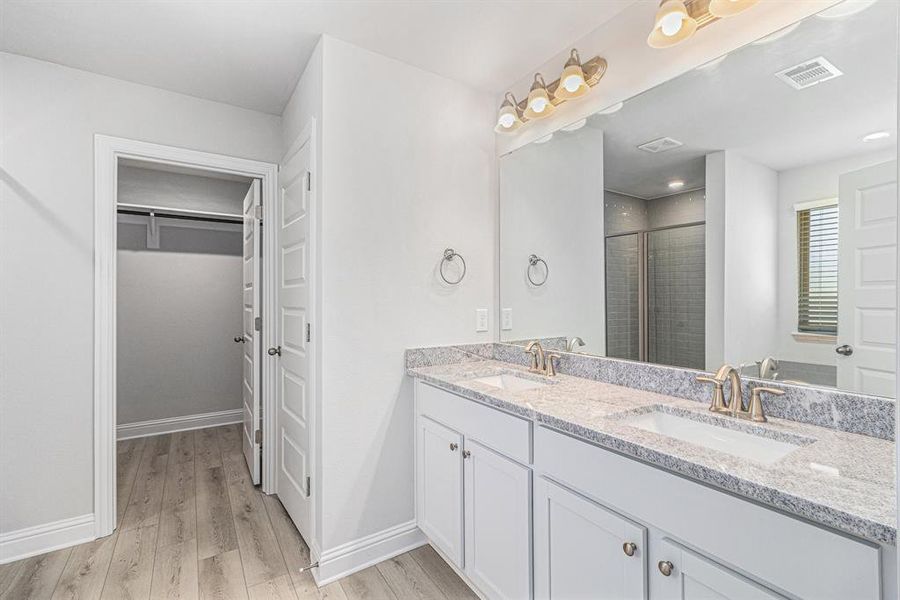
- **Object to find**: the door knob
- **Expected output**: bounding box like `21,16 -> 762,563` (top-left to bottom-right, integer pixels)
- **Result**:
658,560 -> 674,576
622,542 -> 637,557
835,344 -> 854,356
267,346 -> 282,356
233,336 -> 245,343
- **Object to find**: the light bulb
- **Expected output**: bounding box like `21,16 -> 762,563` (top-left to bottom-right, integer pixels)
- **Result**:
498,113 -> 515,128
660,11 -> 684,36
563,73 -> 584,93
530,97 -> 548,113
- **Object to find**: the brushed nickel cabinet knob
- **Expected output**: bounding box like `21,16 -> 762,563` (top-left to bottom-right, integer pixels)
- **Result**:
233,336 -> 244,343
449,443 -> 458,451
622,542 -> 637,557
267,346 -> 282,356
658,560 -> 674,576
463,450 -> 471,459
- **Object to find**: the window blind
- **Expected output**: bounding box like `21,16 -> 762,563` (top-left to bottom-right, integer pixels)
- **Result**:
797,203 -> 839,335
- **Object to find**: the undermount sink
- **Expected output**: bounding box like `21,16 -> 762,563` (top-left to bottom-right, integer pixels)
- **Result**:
622,410 -> 805,465
470,374 -> 548,392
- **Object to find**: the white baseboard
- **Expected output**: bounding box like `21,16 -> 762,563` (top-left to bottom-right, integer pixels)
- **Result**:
313,521 -> 427,586
117,408 -> 243,440
0,514 -> 95,564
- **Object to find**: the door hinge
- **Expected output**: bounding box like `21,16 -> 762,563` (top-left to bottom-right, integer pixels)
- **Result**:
306,322 -> 311,343
305,476 -> 311,498
255,205 -> 263,220
254,316 -> 262,332
306,171 -> 311,192
255,429 -> 262,445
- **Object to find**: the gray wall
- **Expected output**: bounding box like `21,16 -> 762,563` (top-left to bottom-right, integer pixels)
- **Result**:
116,167 -> 249,425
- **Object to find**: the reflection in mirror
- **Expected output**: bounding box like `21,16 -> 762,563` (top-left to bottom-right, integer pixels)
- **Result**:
499,0 -> 897,398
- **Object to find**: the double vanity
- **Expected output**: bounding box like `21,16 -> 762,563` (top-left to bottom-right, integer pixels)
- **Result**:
407,344 -> 896,600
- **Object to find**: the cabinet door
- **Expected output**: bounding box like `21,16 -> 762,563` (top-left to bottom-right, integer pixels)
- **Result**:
464,439 -> 531,600
417,416 -> 464,566
534,478 -> 647,600
653,539 -> 786,600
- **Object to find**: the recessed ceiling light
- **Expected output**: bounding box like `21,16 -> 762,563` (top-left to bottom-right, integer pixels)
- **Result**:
816,0 -> 877,20
668,180 -> 685,190
561,118 -> 587,132
863,131 -> 890,142
596,102 -> 624,115
751,22 -> 799,45
534,133 -> 554,144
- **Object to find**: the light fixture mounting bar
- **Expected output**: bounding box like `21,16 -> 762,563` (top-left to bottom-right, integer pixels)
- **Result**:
513,55 -> 608,114
686,0 -> 719,29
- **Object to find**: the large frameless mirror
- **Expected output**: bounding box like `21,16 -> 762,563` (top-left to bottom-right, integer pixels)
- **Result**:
499,0 -> 898,398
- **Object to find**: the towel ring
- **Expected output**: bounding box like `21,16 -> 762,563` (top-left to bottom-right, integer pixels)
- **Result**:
527,254 -> 548,286
440,248 -> 466,285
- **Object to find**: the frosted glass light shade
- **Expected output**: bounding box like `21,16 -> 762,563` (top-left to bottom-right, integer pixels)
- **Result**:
647,0 -> 698,48
709,0 -> 758,17
554,50 -> 588,100
494,95 -> 524,134
524,75 -> 555,120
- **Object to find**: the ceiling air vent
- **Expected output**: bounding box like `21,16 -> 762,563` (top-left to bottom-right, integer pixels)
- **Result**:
775,56 -> 843,90
637,137 -> 683,153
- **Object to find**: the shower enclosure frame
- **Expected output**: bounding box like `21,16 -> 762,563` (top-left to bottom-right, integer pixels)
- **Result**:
605,219 -> 705,364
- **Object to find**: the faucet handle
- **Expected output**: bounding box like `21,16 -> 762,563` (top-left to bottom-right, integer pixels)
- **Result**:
546,353 -> 561,377
696,374 -> 728,413
747,386 -> 785,423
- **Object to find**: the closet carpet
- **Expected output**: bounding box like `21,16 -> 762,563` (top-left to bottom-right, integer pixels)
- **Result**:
0,425 -> 477,600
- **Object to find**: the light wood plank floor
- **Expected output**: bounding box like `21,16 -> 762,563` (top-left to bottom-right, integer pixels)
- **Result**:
1,425 -> 477,600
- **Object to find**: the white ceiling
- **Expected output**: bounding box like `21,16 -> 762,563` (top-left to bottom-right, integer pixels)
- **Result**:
579,0 -> 897,199
0,0 -> 635,115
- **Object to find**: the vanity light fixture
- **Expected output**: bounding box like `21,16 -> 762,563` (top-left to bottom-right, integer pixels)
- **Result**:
862,131 -> 890,142
495,49 -> 608,134
668,180 -> 685,190
555,49 -> 589,100
525,74 -> 555,120
495,93 -> 525,133
708,0 -> 758,18
647,0 -> 758,49
647,1 -> 698,48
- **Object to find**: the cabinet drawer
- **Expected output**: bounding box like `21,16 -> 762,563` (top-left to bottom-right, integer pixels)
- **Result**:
416,381 -> 531,464
535,425 -> 881,600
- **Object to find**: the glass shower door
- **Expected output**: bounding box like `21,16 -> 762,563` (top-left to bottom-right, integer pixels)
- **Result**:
605,234 -> 641,361
647,224 -> 706,369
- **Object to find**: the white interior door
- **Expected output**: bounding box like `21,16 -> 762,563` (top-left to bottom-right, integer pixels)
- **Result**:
242,179 -> 262,484
274,136 -> 314,543
836,161 -> 897,396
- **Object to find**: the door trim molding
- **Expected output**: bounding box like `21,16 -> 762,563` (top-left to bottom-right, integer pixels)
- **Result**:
116,408 -> 243,440
93,135 -> 278,538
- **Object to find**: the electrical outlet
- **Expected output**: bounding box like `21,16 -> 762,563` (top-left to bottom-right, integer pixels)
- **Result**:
501,308 -> 513,331
475,308 -> 489,332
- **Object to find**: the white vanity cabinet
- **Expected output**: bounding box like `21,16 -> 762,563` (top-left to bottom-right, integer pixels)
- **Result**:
415,381 -> 532,599
414,379 -> 886,600
534,477 -> 647,600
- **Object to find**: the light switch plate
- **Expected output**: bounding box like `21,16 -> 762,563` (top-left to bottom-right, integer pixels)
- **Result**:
501,308 -> 513,331
475,308 -> 489,332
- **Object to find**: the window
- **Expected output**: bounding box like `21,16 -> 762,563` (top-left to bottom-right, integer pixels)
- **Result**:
797,202 -> 838,335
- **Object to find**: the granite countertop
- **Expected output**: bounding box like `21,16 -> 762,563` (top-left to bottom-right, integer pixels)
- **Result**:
408,359 -> 896,545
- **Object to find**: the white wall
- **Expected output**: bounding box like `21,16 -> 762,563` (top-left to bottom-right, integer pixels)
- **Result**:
499,127 -> 605,355
282,36 -> 496,553
706,152 -> 779,368
0,52 -> 281,535
117,165 -> 250,214
776,149 -> 896,365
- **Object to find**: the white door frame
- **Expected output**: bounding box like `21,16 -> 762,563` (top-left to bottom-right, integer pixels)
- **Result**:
93,134 -> 279,537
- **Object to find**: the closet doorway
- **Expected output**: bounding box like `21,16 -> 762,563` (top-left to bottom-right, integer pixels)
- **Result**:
93,136 -> 286,539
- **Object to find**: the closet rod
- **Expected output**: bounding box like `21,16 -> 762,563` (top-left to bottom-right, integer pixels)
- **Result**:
116,202 -> 243,224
